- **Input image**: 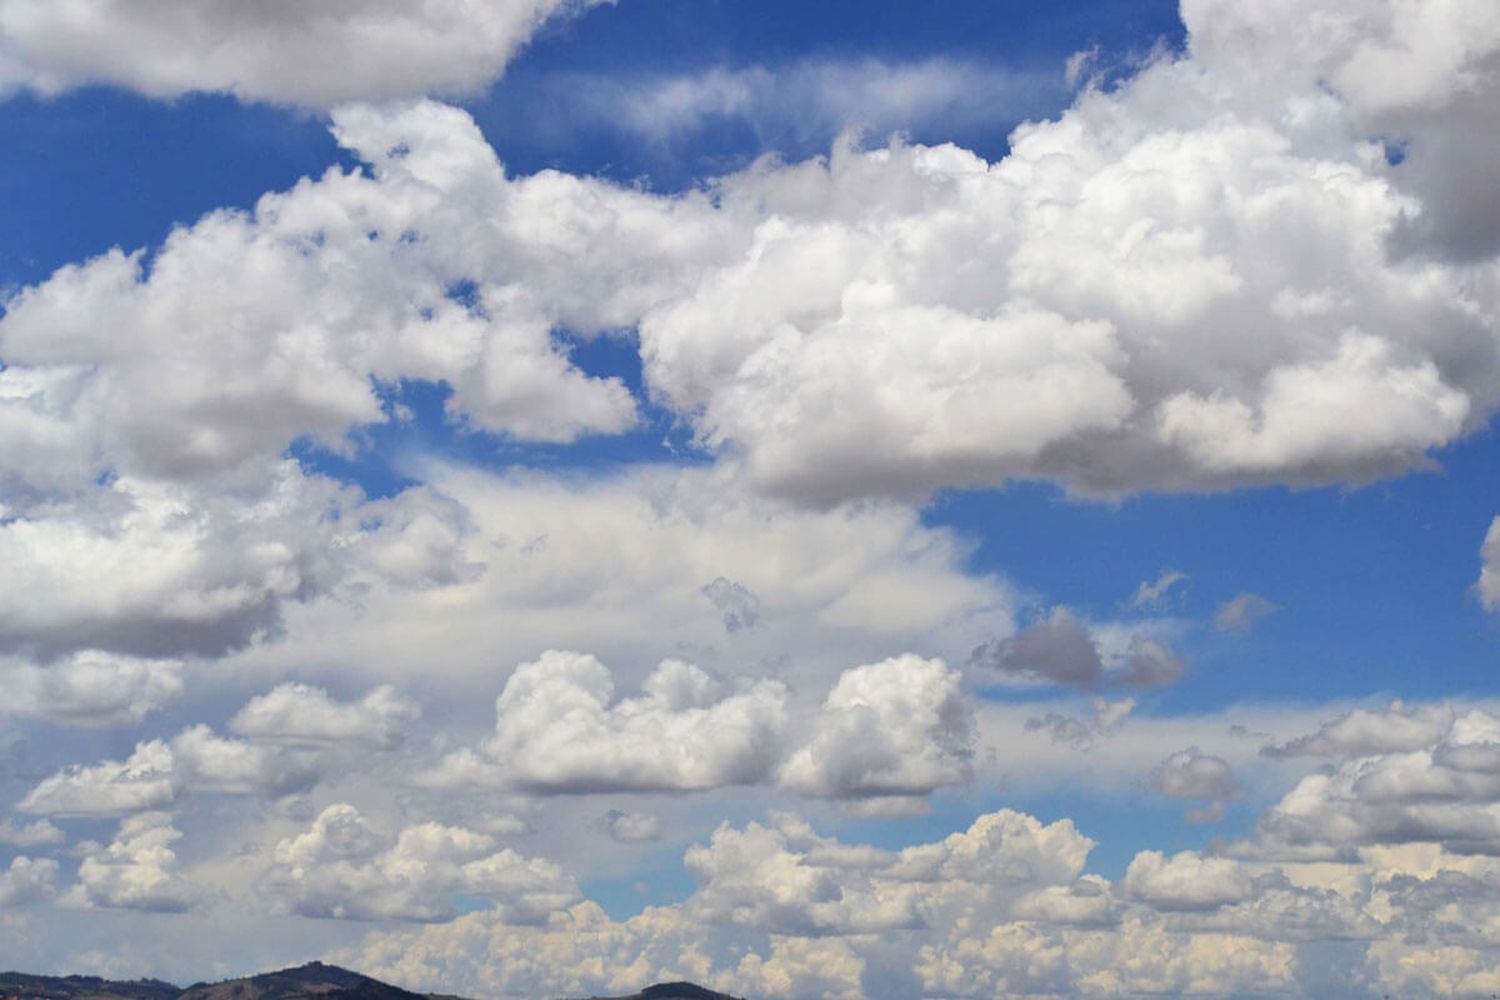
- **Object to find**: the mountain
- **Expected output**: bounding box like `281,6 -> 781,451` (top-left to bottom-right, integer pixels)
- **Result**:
0,964 -> 742,1000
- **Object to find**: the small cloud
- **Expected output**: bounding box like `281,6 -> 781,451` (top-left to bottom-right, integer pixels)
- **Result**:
1214,592 -> 1281,635
702,577 -> 761,633
975,608 -> 1187,691
1151,747 -> 1240,824
1026,697 -> 1136,751
1129,570 -> 1189,611
600,810 -> 661,844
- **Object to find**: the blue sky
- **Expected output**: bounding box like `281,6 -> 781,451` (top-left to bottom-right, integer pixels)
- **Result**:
2,1 -> 1500,998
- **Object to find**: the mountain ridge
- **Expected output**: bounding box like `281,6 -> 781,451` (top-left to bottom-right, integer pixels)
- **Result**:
0,964 -> 743,1000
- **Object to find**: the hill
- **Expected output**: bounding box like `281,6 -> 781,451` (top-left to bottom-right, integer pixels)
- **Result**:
0,964 -> 742,1000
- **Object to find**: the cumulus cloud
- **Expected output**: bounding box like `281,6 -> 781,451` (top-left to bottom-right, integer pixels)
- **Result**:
1214,592 -> 1282,635
1246,709 -> 1500,858
63,813 -> 198,913
683,809 -> 1092,936
1124,850 -> 1255,912
19,722 -> 317,818
1263,701 -> 1457,758
0,0 -> 604,106
973,608 -> 1186,691
1479,517 -> 1500,611
0,856 -> 57,907
267,803 -> 578,923
0,651 -> 182,726
230,683 -> 419,749
0,818 -> 63,848
779,655 -> 974,804
427,652 -> 787,793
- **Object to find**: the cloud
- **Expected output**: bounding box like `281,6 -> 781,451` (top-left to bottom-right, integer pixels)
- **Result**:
1214,592 -> 1281,635
599,810 -> 661,844
229,683 -> 419,749
1245,709 -> 1500,858
973,608 -> 1186,691
553,57 -> 1059,150
427,652 -> 788,794
1479,517 -> 1500,611
18,719 -> 320,818
63,813 -> 198,913
266,804 -> 578,924
0,651 -> 182,726
779,655 -> 974,804
0,818 -> 63,848
1025,697 -> 1136,751
1123,851 -> 1255,912
701,577 -> 761,634
0,856 -> 57,907
1129,570 -> 1189,610
0,0 -> 604,107
1151,747 -> 1242,804
1263,701 -> 1458,758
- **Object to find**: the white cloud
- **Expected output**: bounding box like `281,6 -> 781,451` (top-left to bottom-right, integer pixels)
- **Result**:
1245,709 -> 1500,858
267,803 -> 578,924
427,652 -> 788,794
1479,517 -> 1500,611
1123,851 -> 1255,912
0,651 -> 182,726
0,819 -> 63,848
779,655 -> 973,803
230,683 -> 419,749
19,720 -> 319,818
0,0 -> 604,107
63,813 -> 198,913
0,856 -> 57,907
1214,592 -> 1282,635
1129,569 -> 1189,610
1263,701 -> 1457,758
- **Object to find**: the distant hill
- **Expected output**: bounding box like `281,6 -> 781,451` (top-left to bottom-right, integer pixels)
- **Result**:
0,963 -> 743,1000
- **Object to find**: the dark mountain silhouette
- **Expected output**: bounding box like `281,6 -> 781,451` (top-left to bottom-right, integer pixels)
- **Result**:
0,964 -> 743,1000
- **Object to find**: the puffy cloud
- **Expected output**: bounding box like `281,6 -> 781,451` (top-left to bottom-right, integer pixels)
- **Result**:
229,683 -> 419,749
19,722 -> 317,817
1152,747 -> 1242,801
19,741 -> 178,818
0,0 -> 603,106
683,809 -> 1092,937
0,856 -> 57,907
1480,517 -> 1500,612
1214,592 -> 1282,635
428,652 -> 788,793
779,655 -> 974,804
973,607 -> 1185,691
63,813 -> 198,913
1124,851 -> 1256,912
1263,701 -> 1457,758
0,818 -> 63,848
0,651 -> 182,726
1246,709 -> 1500,858
267,803 -> 578,923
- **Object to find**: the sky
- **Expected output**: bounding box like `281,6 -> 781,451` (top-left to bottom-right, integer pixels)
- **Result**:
2,1 -> 1500,998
